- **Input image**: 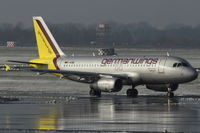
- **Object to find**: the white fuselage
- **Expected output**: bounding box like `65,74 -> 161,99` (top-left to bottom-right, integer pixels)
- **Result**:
56,55 -> 198,85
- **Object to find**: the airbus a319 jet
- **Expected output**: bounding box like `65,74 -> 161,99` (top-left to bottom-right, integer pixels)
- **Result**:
8,17 -> 199,98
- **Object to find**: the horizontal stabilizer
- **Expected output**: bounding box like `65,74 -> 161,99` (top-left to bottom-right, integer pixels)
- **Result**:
4,64 -> 10,71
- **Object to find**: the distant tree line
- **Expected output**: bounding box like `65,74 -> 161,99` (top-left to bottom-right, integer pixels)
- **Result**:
0,21 -> 200,48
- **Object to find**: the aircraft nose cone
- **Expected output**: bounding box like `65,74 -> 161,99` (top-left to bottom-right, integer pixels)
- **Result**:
188,69 -> 198,81
182,68 -> 198,82
193,69 -> 198,80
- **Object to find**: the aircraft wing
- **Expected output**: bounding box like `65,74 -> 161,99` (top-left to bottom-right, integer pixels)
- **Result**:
30,68 -> 129,79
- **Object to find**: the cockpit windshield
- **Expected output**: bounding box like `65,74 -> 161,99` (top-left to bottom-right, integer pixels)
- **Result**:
173,62 -> 189,67
177,63 -> 181,67
182,62 -> 189,67
173,63 -> 178,67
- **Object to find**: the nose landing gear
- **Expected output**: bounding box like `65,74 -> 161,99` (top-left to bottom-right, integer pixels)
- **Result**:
167,92 -> 174,98
167,88 -> 174,98
126,88 -> 138,98
89,88 -> 101,97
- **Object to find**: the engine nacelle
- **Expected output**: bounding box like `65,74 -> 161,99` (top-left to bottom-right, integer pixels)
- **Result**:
91,78 -> 123,92
146,84 -> 179,92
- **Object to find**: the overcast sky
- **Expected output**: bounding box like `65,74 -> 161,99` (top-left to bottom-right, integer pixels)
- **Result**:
0,0 -> 200,28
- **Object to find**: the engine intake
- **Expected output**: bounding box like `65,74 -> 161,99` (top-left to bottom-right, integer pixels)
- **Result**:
91,78 -> 123,92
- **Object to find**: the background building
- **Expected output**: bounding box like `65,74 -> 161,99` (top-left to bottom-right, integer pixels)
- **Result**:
6,41 -> 15,47
96,24 -> 110,45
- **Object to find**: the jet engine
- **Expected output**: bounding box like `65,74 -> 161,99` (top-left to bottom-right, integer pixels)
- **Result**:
146,84 -> 179,92
90,78 -> 123,92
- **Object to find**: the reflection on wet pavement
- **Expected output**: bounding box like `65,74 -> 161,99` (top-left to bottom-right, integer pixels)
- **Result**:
0,95 -> 200,132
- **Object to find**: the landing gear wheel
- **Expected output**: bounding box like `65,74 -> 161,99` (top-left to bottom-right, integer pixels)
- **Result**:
89,89 -> 101,97
126,89 -> 132,97
89,89 -> 95,96
167,92 -> 174,98
126,89 -> 138,98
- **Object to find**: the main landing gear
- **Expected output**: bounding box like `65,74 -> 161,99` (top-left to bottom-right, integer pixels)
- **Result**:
126,87 -> 138,98
167,88 -> 174,98
89,88 -> 101,97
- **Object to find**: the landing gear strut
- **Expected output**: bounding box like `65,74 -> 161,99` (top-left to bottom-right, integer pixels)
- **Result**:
89,88 -> 101,97
167,88 -> 174,98
167,92 -> 174,98
126,88 -> 138,98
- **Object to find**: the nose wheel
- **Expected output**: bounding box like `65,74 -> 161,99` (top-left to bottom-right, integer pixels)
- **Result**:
167,92 -> 174,98
89,89 -> 101,97
126,88 -> 138,98
167,88 -> 174,98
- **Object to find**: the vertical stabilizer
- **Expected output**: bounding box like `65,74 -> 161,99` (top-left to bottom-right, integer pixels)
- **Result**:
33,16 -> 65,58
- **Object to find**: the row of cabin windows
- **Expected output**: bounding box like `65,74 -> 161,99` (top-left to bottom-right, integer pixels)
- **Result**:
63,64 -> 157,67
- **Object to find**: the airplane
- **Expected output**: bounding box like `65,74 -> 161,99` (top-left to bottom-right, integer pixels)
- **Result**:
8,16 -> 199,98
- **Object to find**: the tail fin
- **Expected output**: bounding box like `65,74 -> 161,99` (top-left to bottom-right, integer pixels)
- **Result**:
33,16 -> 65,58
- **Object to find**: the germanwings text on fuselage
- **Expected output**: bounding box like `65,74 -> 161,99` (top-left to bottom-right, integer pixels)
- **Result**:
101,58 -> 159,65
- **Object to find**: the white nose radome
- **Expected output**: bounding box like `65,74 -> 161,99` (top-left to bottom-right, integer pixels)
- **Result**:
184,68 -> 198,82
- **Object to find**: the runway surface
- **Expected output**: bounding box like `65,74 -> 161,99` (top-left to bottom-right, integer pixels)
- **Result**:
0,47 -> 200,132
0,93 -> 200,132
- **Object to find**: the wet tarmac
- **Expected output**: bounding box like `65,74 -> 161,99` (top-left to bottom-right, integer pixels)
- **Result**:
0,47 -> 200,132
0,93 -> 200,132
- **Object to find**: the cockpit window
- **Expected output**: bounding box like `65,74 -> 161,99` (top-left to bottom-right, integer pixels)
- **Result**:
182,62 -> 189,67
173,63 -> 177,67
177,63 -> 181,67
173,62 -> 189,67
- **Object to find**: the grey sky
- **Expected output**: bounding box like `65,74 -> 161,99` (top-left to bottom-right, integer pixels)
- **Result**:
0,0 -> 200,28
